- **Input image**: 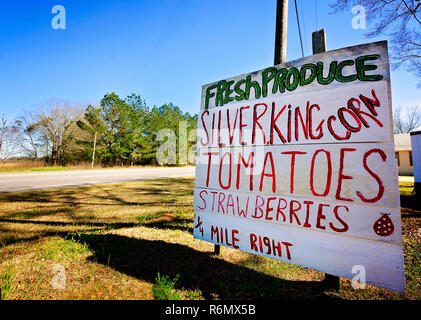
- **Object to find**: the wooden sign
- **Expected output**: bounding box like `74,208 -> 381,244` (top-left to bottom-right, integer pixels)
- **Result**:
193,41 -> 405,293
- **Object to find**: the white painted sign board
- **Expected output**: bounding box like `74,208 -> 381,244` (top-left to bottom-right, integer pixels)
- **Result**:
193,41 -> 405,293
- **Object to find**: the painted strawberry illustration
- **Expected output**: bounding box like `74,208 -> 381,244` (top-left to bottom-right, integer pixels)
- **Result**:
373,213 -> 394,236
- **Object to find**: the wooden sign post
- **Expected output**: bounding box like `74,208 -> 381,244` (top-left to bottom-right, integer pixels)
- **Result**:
312,28 -> 340,291
193,39 -> 405,294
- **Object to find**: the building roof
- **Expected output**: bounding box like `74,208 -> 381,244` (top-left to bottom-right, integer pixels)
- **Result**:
394,134 -> 412,151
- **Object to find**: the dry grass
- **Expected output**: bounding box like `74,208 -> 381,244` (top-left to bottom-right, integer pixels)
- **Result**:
0,177 -> 419,300
0,160 -> 192,172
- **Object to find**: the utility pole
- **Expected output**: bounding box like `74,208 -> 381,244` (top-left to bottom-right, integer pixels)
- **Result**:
91,131 -> 97,169
274,0 -> 289,65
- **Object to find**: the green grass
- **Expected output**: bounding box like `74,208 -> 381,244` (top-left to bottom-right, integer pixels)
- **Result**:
37,237 -> 90,263
399,181 -> 415,196
0,266 -> 15,300
137,212 -> 159,224
403,239 -> 421,295
152,272 -> 181,300
0,177 -> 419,300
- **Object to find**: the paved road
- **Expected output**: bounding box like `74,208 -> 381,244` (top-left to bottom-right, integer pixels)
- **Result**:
0,167 -> 196,193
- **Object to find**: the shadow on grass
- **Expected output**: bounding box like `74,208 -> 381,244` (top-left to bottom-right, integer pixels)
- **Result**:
0,218 -> 140,229
0,189 -> 181,208
400,194 -> 421,213
0,190 -> 190,223
0,214 -> 194,248
0,177 -> 341,299
72,233 -> 338,300
144,217 -> 193,233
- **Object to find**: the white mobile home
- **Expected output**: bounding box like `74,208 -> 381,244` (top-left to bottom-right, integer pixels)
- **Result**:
394,134 -> 413,176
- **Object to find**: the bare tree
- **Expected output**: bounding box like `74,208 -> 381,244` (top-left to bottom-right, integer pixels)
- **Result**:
0,114 -> 19,165
33,99 -> 84,165
14,112 -> 42,159
0,114 -> 6,156
393,105 -> 421,133
330,0 -> 421,86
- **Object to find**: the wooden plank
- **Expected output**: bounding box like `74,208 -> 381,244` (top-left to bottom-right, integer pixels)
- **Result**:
195,142 -> 399,208
201,41 -> 389,110
214,244 -> 221,255
193,187 -> 402,244
197,80 -> 392,147
193,211 -> 405,293
312,29 -> 326,54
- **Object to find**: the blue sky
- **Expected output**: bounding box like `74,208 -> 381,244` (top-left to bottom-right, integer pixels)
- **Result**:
0,0 -> 420,120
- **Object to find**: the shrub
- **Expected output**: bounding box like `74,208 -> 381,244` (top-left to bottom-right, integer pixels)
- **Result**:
152,272 -> 181,300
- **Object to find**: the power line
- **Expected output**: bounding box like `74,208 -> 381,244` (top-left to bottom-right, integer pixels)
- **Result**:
294,0 -> 304,58
300,0 -> 308,56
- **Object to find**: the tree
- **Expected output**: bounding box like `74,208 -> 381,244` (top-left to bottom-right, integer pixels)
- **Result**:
33,99 -> 84,165
0,114 -> 19,165
13,92 -> 198,167
14,112 -> 42,159
330,0 -> 421,85
147,103 -> 197,165
393,105 -> 421,133
77,93 -> 148,166
99,93 -> 136,165
76,104 -> 106,166
0,115 -> 7,157
125,94 -> 151,165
